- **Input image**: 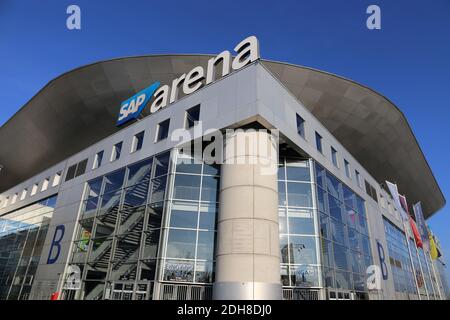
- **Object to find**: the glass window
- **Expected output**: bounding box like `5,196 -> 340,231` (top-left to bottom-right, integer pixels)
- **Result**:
331,219 -> 346,245
185,104 -> 200,129
317,187 -> 327,213
150,177 -> 166,203
296,114 -> 305,138
289,236 -> 317,265
164,260 -> 194,282
321,239 -> 333,267
328,196 -> 343,222
199,203 -> 217,230
203,162 -> 220,176
343,186 -> 355,209
132,131 -> 145,152
103,169 -> 125,193
173,174 -> 201,201
41,178 -> 49,191
344,159 -> 351,178
315,132 -> 323,153
127,159 -> 152,186
291,265 -> 318,287
111,142 -> 123,161
87,177 -> 103,198
176,152 -> 202,174
154,152 -> 170,177
156,119 -> 170,142
169,201 -> 198,229
286,160 -> 310,182
143,229 -> 160,258
166,229 -> 196,259
147,203 -> 163,230
93,151 -> 104,169
195,261 -> 214,283
278,181 -> 286,206
319,213 -> 329,239
333,243 -> 349,270
280,235 -> 289,264
65,164 -> 77,182
52,172 -> 62,187
326,172 -> 341,200
197,231 -> 214,260
201,176 -> 219,202
331,147 -> 338,167
315,163 -> 325,188
279,207 -> 288,234
286,182 -> 312,207
123,184 -> 148,209
288,208 -> 314,235
355,170 -> 361,187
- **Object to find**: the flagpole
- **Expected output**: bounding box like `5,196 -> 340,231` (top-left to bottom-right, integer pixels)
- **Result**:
403,220 -> 421,299
412,237 -> 429,299
423,251 -> 437,299
428,253 -> 443,300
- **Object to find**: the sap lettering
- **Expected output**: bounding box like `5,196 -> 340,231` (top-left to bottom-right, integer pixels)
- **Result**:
47,225 -> 65,264
377,240 -> 388,280
117,82 -> 161,126
120,36 -> 260,125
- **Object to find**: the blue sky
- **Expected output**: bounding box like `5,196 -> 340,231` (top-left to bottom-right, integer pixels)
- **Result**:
1,0 -> 449,279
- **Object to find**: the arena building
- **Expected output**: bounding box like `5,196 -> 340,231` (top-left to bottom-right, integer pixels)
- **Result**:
0,36 -> 448,300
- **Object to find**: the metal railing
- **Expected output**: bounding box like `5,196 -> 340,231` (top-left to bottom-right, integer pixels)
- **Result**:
159,283 -> 213,300
282,288 -> 320,300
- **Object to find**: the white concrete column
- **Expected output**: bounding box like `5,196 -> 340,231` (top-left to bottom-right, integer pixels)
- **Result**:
213,130 -> 281,300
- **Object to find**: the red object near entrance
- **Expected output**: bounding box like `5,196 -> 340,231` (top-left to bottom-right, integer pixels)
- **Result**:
50,292 -> 59,300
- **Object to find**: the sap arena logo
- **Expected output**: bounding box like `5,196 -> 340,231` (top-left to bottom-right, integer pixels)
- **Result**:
117,82 -> 160,126
116,35 -> 260,126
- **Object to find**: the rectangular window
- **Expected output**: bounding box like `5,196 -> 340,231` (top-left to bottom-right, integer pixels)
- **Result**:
296,114 -> 305,138
344,159 -> 350,178
11,193 -> 18,204
365,180 -> 378,203
31,183 -> 39,196
2,198 -> 8,208
185,105 -> 200,129
41,178 -> 50,191
355,170 -> 361,187
111,142 -> 123,161
156,119 -> 170,142
52,172 -> 61,187
75,159 -> 88,177
315,132 -> 323,154
20,189 -> 27,200
331,147 -> 338,167
65,164 -> 77,181
93,151 -> 104,169
131,131 -> 145,153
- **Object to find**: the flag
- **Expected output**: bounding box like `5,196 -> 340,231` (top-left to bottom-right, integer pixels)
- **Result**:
408,216 -> 423,248
399,195 -> 423,248
413,202 -> 429,251
429,231 -> 439,260
385,181 -> 408,221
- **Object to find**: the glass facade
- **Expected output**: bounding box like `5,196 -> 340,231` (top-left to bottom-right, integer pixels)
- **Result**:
0,195 -> 57,300
383,218 -> 417,296
161,150 -> 219,286
70,152 -> 170,300
278,157 -> 319,289
68,148 -> 220,300
315,162 -> 372,296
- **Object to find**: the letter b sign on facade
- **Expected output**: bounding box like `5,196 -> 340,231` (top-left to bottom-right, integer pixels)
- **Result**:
47,225 -> 65,264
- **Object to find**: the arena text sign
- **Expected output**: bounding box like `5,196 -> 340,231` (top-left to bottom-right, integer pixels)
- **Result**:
117,35 -> 260,126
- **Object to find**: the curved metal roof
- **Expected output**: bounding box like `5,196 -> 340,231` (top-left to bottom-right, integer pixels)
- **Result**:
0,55 -> 445,218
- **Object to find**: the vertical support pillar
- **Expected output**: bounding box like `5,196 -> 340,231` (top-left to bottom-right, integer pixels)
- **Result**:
213,130 -> 281,300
